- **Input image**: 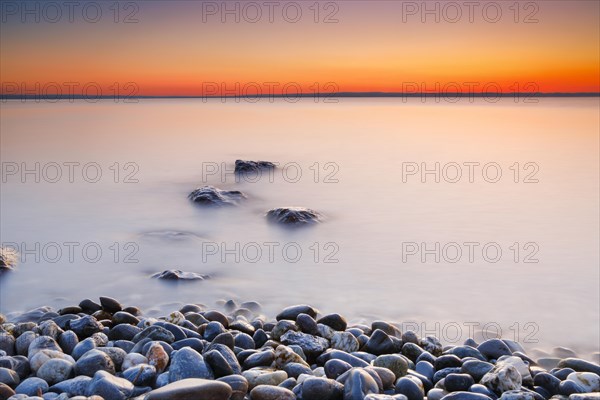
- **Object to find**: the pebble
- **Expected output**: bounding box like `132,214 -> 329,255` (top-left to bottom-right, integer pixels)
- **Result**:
478,339 -> 513,360
36,358 -> 74,384
445,374 -> 476,392
74,349 -> 115,377
557,359 -> 600,375
86,370 -> 134,399
395,376 -> 425,400
374,354 -> 409,379
169,348 -> 213,382
481,364 -> 522,394
342,368 -> 379,400
331,331 -> 360,353
566,372 -> 600,392
15,377 -> 49,396
242,368 -> 288,389
0,299 -> 597,400
276,305 -> 318,321
250,385 -> 296,400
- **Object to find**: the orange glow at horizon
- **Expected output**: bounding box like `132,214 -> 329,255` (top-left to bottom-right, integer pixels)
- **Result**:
1,1 -> 598,95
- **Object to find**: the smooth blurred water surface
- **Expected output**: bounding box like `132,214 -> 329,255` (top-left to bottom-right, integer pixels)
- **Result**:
1,98 -> 598,356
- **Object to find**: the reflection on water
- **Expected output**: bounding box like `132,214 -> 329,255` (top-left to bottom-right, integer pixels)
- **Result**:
0,98 -> 598,356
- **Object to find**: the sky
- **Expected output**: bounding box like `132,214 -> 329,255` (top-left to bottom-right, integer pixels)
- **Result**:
1,0 -> 599,96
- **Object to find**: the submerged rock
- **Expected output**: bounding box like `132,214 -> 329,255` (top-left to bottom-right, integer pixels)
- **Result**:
234,160 -> 276,174
266,207 -> 322,225
152,270 -> 210,281
188,186 -> 246,207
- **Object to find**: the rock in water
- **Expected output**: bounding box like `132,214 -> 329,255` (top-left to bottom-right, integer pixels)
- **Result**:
234,160 -> 276,174
145,378 -> 232,400
152,270 -> 210,281
266,207 -> 322,225
0,248 -> 17,272
188,186 -> 246,207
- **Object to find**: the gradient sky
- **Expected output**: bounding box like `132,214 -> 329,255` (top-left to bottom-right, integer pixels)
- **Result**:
1,0 -> 599,95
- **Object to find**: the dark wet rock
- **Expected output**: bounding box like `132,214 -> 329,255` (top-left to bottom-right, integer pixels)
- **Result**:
188,186 -> 246,207
447,346 -> 486,361
280,331 -> 329,359
204,346 -> 241,378
79,299 -> 102,313
68,315 -> 103,339
461,359 -> 495,382
301,376 -> 344,399
0,382 -> 14,399
204,310 -> 229,327
27,336 -> 61,359
558,380 -> 586,396
171,338 -> 204,353
317,313 -> 347,331
169,347 -> 213,382
533,372 -> 561,395
395,376 -> 425,400
15,331 -> 37,356
266,207 -> 322,225
97,347 -> 128,370
434,368 -> 463,384
283,362 -> 312,379
146,377 -> 232,399
234,160 -> 276,174
133,326 -> 176,344
374,354 -> 409,379
250,384 -> 296,400
441,392 -> 494,400
319,350 -> 369,368
415,361 -> 435,381
478,339 -> 512,360
244,351 -> 275,369
445,373 -> 475,392
420,336 -> 443,356
553,368 -> 576,380
153,322 -> 186,342
123,364 -> 157,386
75,349 -> 115,376
86,370 -> 134,399
111,311 -> 140,325
276,305 -> 318,321
0,367 -> 19,387
557,358 -> 600,375
57,331 -> 79,355
0,334 -> 15,357
217,375 -> 248,400
364,329 -> 398,355
436,355 -> 463,370
340,368 -> 379,400
49,375 -> 91,396
233,332 -> 255,350
151,270 -> 210,281
271,320 -> 298,341
402,342 -> 425,362
15,376 -> 48,396
108,324 -> 141,341
99,296 -> 122,313
37,358 -> 74,384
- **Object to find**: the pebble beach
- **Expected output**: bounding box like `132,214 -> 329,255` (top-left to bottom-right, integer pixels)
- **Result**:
0,297 -> 598,400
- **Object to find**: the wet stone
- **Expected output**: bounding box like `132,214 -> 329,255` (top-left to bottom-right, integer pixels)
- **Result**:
188,186 -> 246,207
266,207 -> 322,226
151,270 -> 209,281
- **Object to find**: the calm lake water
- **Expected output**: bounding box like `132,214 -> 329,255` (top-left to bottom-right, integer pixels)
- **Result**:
1,98 -> 598,357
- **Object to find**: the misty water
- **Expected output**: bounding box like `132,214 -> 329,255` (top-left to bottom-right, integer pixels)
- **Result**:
1,98 -> 598,358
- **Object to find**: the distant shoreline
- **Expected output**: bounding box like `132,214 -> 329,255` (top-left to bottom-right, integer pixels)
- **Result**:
1,92 -> 599,100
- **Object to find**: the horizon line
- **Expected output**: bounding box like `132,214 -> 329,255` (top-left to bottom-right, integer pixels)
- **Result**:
1,92 -> 599,100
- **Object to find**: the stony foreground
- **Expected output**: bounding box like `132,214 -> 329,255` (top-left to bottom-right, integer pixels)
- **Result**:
0,298 -> 598,400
